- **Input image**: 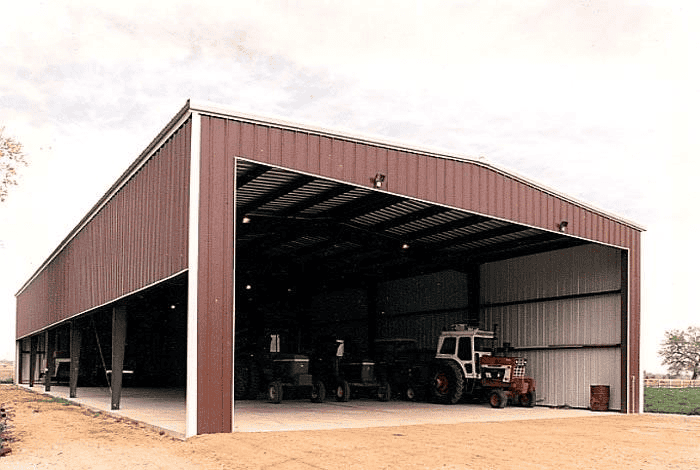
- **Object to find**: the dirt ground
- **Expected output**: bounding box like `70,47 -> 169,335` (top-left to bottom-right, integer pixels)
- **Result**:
1,385 -> 699,469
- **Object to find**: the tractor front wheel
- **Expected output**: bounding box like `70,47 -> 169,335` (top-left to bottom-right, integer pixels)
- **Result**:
519,390 -> 536,408
336,380 -> 351,402
311,380 -> 326,403
488,389 -> 508,408
405,384 -> 418,401
268,381 -> 283,404
377,382 -> 392,402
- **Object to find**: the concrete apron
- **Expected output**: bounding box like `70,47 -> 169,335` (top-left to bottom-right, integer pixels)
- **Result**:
19,385 -> 599,439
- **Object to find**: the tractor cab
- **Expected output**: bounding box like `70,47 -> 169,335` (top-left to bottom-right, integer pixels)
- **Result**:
434,324 -> 495,379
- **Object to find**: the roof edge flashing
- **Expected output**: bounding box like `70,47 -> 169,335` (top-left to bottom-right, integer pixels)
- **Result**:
188,100 -> 645,232
15,102 -> 194,297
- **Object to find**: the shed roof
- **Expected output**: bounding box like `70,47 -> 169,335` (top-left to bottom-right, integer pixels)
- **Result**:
17,99 -> 644,296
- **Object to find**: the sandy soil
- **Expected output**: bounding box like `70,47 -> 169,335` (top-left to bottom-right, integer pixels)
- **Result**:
1,385 -> 700,469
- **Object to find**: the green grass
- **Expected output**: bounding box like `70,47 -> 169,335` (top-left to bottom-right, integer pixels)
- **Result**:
38,396 -> 72,406
644,387 -> 700,414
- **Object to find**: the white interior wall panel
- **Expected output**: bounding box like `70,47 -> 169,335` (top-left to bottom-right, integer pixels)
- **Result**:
481,244 -> 623,410
481,244 -> 621,303
377,270 -> 470,350
520,348 -> 621,411
483,295 -> 622,347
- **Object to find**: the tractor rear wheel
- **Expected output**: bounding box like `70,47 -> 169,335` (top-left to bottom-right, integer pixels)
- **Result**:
431,362 -> 464,404
311,380 -> 326,403
488,389 -> 508,408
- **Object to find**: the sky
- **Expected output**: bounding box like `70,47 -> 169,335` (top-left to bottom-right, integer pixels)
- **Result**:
0,0 -> 698,373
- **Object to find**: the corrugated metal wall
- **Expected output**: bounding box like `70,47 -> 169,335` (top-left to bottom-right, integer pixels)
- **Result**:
16,121 -> 191,339
481,244 -> 623,409
206,111 -> 641,413
196,116 -> 235,434
209,114 -> 635,249
377,270 -> 471,350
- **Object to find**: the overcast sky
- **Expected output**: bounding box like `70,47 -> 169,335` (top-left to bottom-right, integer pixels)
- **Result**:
1,1 -> 698,373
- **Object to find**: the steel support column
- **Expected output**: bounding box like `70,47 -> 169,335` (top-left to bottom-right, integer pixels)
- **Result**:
29,335 -> 37,387
44,329 -> 55,391
111,305 -> 127,410
69,321 -> 82,398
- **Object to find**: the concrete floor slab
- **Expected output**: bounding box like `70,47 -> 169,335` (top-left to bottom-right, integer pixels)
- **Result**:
24,385 -> 186,437
233,400 -> 597,432
21,385 -> 600,438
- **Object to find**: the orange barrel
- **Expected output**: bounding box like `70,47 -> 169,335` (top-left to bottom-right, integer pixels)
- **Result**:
590,385 -> 610,411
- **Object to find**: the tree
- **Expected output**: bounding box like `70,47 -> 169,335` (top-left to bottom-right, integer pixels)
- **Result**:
0,126 -> 28,202
659,326 -> 700,379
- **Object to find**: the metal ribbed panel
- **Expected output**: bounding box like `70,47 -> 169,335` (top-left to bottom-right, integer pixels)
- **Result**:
481,244 -> 622,304
351,200 -> 428,227
197,116 -> 235,434
377,271 -> 471,350
481,244 -> 623,409
520,348 -> 622,410
16,121 -> 191,339
482,295 -> 621,349
221,113 -> 640,412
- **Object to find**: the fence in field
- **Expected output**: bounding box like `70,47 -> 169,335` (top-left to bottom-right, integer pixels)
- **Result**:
644,378 -> 700,388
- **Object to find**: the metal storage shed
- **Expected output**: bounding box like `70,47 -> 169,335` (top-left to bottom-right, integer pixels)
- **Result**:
15,100 -> 643,437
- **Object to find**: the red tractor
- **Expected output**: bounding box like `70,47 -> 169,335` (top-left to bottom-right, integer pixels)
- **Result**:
430,324 -> 536,408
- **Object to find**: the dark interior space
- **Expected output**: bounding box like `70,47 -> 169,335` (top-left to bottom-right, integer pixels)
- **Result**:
232,161 -> 587,399
67,273 -> 188,388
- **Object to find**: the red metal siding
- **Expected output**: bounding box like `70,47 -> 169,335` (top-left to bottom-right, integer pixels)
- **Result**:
209,116 -> 642,247
628,229 -> 641,412
197,114 -> 642,417
16,121 -> 191,339
197,116 -> 235,434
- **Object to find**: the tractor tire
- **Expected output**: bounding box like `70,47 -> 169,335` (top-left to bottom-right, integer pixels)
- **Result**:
405,384 -> 417,401
431,362 -> 464,404
311,380 -> 326,403
519,390 -> 536,408
268,381 -> 283,404
336,380 -> 351,402
488,389 -> 508,408
377,382 -> 392,402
